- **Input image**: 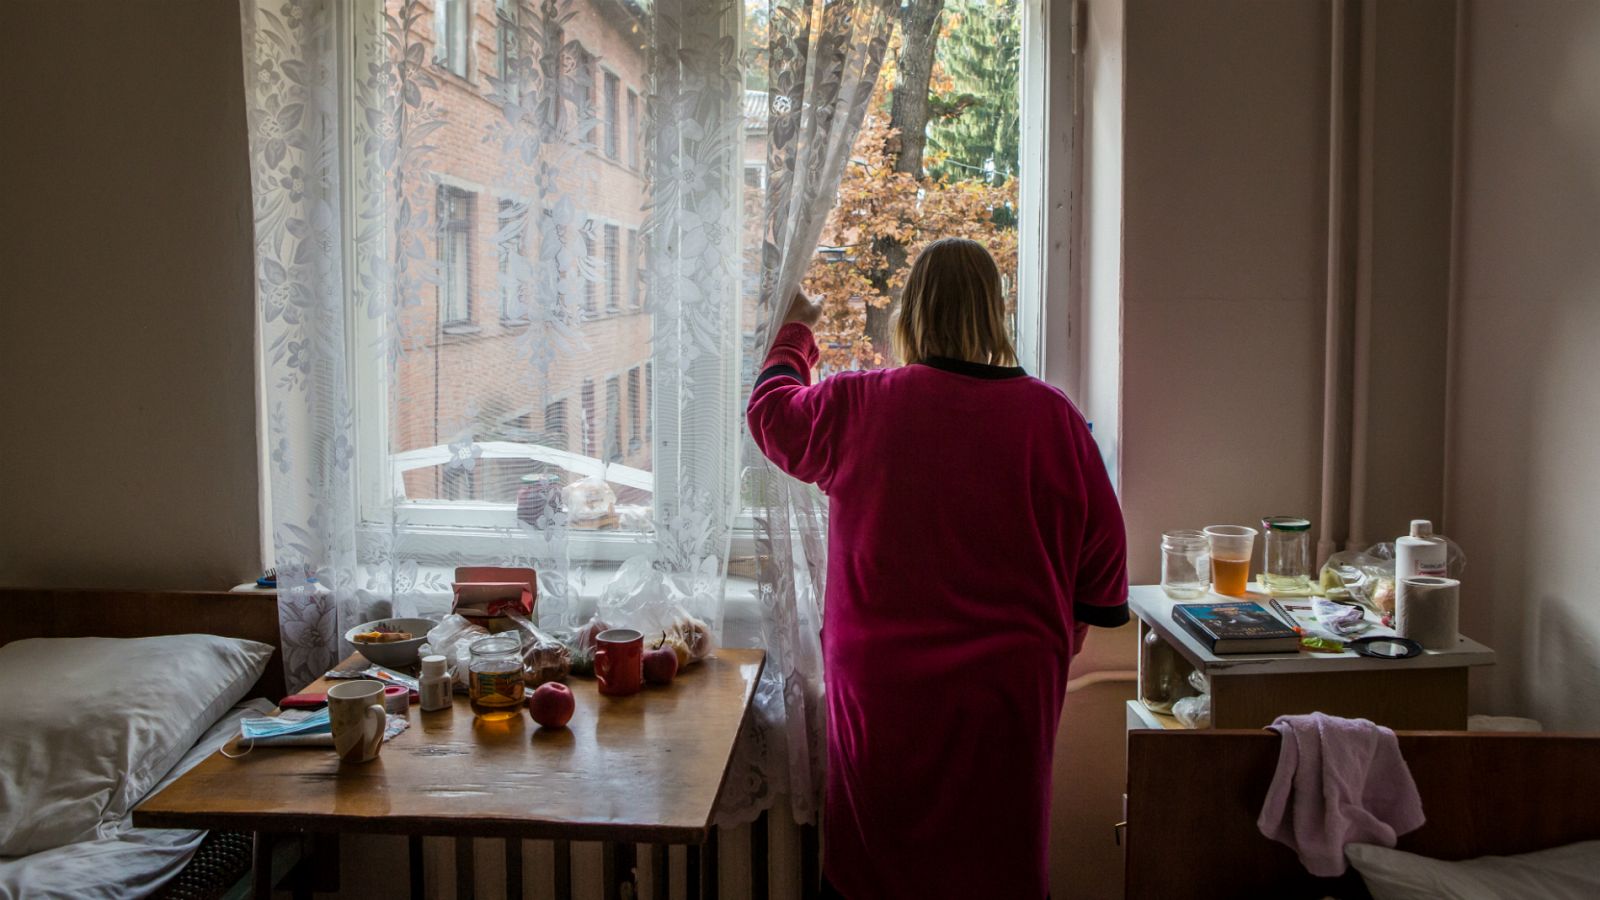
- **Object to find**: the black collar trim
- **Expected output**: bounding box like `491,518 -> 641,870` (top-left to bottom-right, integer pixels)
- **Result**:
918,356 -> 1028,380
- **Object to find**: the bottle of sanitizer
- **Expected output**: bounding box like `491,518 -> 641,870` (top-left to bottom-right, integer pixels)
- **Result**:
1395,519 -> 1448,579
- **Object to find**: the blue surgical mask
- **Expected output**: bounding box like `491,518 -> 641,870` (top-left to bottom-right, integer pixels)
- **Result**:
241,708 -> 332,740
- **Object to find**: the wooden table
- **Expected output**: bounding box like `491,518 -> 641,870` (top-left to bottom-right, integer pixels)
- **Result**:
135,648 -> 766,899
1128,584 -> 1494,730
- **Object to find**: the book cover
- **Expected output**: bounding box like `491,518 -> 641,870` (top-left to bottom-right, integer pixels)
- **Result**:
1172,601 -> 1300,654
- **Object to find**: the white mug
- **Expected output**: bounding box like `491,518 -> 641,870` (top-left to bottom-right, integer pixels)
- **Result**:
328,680 -> 386,764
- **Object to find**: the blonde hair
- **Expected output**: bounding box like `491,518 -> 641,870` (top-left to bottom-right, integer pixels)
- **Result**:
892,238 -> 1017,367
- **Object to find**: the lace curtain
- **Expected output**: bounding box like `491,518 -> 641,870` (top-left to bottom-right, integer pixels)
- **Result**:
240,0 -> 887,825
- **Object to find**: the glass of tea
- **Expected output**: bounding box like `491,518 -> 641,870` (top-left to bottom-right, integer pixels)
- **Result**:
1202,525 -> 1258,596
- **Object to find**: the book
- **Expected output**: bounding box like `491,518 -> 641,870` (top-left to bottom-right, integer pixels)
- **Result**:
1172,601 -> 1301,654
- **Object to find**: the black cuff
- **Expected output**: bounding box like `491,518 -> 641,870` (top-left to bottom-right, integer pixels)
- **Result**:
754,364 -> 804,389
1075,603 -> 1131,628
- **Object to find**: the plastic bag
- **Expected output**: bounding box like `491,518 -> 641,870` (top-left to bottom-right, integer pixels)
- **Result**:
1319,548 -> 1397,616
564,475 -> 616,528
594,556 -> 717,666
424,614 -> 490,692
503,613 -> 571,686
1172,694 -> 1211,729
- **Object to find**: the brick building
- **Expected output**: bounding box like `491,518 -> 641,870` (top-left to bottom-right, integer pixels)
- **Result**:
392,0 -> 771,517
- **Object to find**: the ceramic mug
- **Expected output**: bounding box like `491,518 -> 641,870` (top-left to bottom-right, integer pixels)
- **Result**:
328,680 -> 387,763
594,628 -> 644,697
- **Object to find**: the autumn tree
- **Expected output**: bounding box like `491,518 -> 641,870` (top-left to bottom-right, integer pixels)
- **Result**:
801,0 -> 1020,372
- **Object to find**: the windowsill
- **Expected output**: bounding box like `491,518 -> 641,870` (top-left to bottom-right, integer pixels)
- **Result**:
238,566 -> 766,648
442,323 -> 482,336
500,317 -> 531,328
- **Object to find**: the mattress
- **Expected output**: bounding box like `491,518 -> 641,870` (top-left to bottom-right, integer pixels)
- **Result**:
0,699 -> 274,900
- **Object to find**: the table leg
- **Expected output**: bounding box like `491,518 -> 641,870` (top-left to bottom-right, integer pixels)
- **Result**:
702,828 -> 719,900
552,839 -> 572,900
291,833 -> 312,900
750,811 -> 769,900
602,842 -> 617,900
455,837 -> 475,900
408,835 -> 425,900
800,823 -> 820,900
650,844 -> 670,900
252,832 -> 275,899
504,838 -> 523,900
685,839 -> 700,900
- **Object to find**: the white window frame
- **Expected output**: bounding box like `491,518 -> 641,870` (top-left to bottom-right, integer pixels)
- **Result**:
332,0 -> 1076,565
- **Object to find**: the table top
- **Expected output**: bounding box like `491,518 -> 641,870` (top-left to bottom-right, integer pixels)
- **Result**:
134,649 -> 766,844
1129,584 -> 1495,676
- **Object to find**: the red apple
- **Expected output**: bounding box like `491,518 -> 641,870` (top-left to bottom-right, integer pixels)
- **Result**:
643,646 -> 679,685
527,682 -> 575,728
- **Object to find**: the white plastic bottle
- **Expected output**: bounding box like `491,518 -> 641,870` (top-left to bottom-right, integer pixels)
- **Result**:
419,654 -> 453,711
1395,519 -> 1448,579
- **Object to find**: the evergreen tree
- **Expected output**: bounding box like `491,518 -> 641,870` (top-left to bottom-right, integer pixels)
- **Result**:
927,0 -> 1020,184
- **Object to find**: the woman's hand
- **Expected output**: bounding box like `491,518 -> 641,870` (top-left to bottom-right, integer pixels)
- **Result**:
782,290 -> 822,328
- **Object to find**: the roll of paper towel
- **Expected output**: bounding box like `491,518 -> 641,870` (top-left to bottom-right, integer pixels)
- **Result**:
1397,576 -> 1459,650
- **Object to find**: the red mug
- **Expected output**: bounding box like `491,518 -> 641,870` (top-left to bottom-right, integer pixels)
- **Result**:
595,628 -> 644,696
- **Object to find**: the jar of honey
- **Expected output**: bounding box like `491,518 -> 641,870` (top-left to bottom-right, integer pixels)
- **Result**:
468,635 -> 525,721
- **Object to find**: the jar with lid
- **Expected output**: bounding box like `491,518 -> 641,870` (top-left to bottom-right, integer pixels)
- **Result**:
1139,629 -> 1197,714
1261,516 -> 1313,597
468,635 -> 525,721
1160,529 -> 1211,599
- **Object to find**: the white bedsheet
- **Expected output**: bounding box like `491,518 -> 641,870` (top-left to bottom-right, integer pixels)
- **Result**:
0,699 -> 274,900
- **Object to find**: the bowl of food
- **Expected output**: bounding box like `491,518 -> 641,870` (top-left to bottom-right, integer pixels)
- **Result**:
345,617 -> 435,669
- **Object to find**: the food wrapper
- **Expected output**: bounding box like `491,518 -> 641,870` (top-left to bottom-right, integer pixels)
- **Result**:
424,614 -> 490,692
452,565 -> 537,628
503,613 -> 571,686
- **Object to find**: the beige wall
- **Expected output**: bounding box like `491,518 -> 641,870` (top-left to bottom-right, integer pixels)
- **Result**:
1118,0 -> 1332,582
0,0 -> 261,589
1447,0 -> 1600,730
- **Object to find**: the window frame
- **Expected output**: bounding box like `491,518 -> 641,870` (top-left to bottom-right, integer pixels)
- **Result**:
437,184 -> 476,327
435,0 -> 473,81
602,69 -> 621,160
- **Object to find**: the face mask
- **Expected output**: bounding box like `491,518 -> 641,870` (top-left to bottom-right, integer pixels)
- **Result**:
241,708 -> 332,740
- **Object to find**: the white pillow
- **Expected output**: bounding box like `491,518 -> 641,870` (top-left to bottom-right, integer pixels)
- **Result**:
0,634 -> 273,856
1347,840 -> 1600,900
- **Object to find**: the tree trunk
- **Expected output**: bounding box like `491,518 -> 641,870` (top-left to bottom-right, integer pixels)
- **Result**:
866,0 -> 946,361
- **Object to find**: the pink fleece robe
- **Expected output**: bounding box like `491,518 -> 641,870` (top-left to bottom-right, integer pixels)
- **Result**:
748,323 -> 1129,899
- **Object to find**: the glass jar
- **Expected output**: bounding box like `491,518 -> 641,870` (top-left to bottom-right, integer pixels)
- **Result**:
1261,516 -> 1313,597
468,635 -> 525,721
1160,529 -> 1211,599
1139,629 -> 1196,714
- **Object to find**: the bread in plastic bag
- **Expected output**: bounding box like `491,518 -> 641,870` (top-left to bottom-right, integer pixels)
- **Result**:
503,613 -> 571,686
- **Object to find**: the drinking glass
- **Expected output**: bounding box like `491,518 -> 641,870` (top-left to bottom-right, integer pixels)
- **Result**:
1160,530 -> 1211,599
1202,525 -> 1258,596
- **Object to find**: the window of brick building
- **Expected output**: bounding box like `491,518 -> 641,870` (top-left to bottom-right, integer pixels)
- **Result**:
603,71 -> 621,160
604,224 -> 620,312
583,221 -> 597,316
495,0 -> 518,92
544,400 -> 568,453
605,375 -> 622,463
626,89 -> 639,169
626,227 -> 641,308
438,186 -> 475,326
435,0 -> 472,79
497,198 -> 527,322
580,379 -> 596,458
627,366 -> 641,451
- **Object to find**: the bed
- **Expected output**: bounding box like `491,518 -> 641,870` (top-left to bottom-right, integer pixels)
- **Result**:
0,587 -> 286,900
1124,728 -> 1600,899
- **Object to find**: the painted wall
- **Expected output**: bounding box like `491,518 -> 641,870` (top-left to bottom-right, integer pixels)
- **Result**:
1118,0 -> 1331,582
1447,0 -> 1600,730
0,0 -> 262,590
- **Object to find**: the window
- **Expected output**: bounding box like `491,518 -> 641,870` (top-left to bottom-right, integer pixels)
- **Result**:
583,223 -> 597,316
497,198 -> 526,322
604,224 -> 620,312
743,164 -> 765,190
544,400 -> 568,452
603,71 -> 621,160
495,0 -> 518,92
562,43 -> 596,143
605,376 -> 622,463
438,186 -> 475,326
435,0 -> 471,79
627,366 -> 641,450
626,227 -> 641,307
626,89 -> 640,168
644,361 -> 652,440
580,379 -> 596,457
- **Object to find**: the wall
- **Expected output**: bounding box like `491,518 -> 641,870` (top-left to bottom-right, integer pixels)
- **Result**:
0,0 -> 261,590
1447,0 -> 1600,730
1118,0 -> 1331,581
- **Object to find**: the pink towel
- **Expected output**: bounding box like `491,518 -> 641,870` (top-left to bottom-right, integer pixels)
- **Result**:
1256,713 -> 1426,876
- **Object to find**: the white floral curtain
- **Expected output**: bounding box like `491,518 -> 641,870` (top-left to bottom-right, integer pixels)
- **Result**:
241,0 -> 888,825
